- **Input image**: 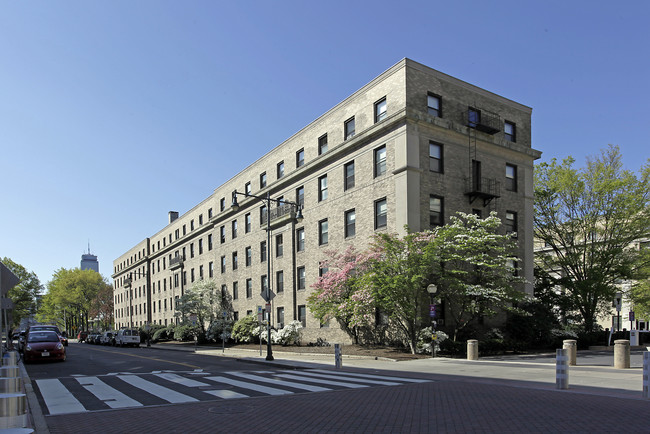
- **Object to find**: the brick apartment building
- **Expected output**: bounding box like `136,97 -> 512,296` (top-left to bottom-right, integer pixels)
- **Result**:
112,58 -> 541,343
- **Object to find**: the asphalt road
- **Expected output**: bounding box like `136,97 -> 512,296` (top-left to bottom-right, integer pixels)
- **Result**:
24,341 -> 254,379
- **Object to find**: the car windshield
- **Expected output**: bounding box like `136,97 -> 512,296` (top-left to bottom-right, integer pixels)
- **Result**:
31,326 -> 60,334
28,332 -> 60,343
123,330 -> 137,336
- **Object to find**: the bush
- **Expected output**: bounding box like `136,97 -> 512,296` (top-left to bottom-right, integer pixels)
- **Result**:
173,324 -> 199,341
232,316 -> 261,343
152,327 -> 169,342
260,321 -> 303,346
415,327 -> 448,355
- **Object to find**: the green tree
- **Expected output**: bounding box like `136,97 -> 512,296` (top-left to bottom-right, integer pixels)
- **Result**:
535,145 -> 650,332
89,281 -> 114,332
1,258 -> 43,328
174,279 -> 233,340
38,268 -> 108,334
434,212 -> 526,342
363,231 -> 440,353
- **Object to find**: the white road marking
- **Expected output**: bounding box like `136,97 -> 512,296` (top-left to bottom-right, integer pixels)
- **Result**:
204,376 -> 293,396
35,379 -> 86,415
75,376 -> 142,409
116,375 -> 199,403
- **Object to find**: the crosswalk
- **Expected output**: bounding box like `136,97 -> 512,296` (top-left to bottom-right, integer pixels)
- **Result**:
35,369 -> 431,415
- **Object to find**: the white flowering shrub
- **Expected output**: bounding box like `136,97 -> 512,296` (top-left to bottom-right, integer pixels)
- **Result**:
257,320 -> 303,346
416,327 -> 448,354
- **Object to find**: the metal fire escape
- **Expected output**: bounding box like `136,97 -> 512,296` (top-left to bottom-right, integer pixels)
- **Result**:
463,107 -> 501,207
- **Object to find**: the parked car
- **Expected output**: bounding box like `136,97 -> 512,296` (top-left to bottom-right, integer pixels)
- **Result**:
77,331 -> 89,343
17,331 -> 26,352
27,324 -> 68,346
101,331 -> 116,346
92,334 -> 102,345
116,329 -> 140,347
23,330 -> 66,363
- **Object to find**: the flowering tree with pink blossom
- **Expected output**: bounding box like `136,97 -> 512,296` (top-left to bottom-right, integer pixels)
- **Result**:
307,246 -> 378,344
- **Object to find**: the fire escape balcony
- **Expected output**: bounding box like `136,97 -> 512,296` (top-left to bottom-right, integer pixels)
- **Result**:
463,108 -> 501,135
465,177 -> 500,206
261,203 -> 300,230
170,256 -> 184,270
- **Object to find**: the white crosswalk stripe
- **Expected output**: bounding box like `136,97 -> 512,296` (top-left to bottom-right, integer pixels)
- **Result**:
34,369 -> 430,415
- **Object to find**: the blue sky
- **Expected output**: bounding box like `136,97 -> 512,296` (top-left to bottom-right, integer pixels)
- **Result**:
1,1 -> 648,287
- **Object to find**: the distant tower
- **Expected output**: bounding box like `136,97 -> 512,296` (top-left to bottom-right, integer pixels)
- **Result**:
81,242 -> 99,272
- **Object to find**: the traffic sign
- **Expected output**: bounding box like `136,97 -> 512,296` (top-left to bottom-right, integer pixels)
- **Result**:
429,304 -> 436,318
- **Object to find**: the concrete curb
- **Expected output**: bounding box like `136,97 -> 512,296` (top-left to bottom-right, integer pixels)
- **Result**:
18,358 -> 49,434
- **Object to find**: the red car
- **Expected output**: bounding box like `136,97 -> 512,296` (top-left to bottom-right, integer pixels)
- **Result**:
23,331 -> 66,363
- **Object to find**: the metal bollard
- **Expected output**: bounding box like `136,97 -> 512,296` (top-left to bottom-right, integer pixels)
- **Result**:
614,339 -> 630,369
643,351 -> 650,398
0,367 -> 19,378
563,340 -> 577,366
0,378 -> 22,394
556,348 -> 569,389
2,352 -> 17,367
334,344 -> 342,369
0,392 -> 27,429
467,340 -> 478,360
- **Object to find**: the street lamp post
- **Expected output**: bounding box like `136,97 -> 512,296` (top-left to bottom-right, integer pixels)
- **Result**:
427,284 -> 438,358
231,189 -> 303,361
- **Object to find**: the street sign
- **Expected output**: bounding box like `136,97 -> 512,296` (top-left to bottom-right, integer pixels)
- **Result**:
261,290 -> 276,302
630,311 -> 635,321
429,304 -> 436,318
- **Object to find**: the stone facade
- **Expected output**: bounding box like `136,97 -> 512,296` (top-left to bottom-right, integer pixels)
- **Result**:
112,58 -> 542,343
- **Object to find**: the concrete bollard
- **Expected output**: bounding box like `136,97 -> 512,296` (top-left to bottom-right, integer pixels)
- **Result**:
467,340 -> 478,360
643,351 -> 650,398
563,340 -> 577,366
556,348 -> 569,389
2,352 -> 18,367
0,392 -> 27,429
334,344 -> 342,369
614,339 -> 631,369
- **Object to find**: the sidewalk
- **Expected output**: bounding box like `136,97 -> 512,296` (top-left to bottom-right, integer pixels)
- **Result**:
153,342 -> 650,399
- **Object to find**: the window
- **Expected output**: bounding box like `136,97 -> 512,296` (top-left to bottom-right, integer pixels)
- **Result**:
220,226 -> 226,243
374,97 -> 387,122
191,268 -> 195,283
318,134 -> 328,155
430,196 -> 444,227
374,145 -> 387,177
276,271 -> 284,293
245,213 -> 251,233
319,262 -> 329,277
344,117 -> 355,140
429,142 -> 443,173
221,256 -> 226,273
296,148 -> 305,167
506,164 -> 517,192
220,198 -> 226,212
261,275 -> 268,294
208,208 -> 213,219
277,307 -> 285,328
245,246 -> 252,266
198,239 -> 203,255
296,186 -> 304,208
231,220 -> 238,239
276,234 -> 283,257
260,205 -> 267,225
199,215 -> 203,225
233,281 -> 238,300
208,234 -> 213,251
319,219 -> 329,245
245,182 -> 252,195
344,161 -> 355,190
468,108 -> 480,128
505,211 -> 518,236
318,175 -> 328,201
191,220 -> 195,231
260,172 -> 267,189
296,227 -> 305,252
246,279 -> 252,298
427,93 -> 441,117
260,241 -> 267,262
298,305 -> 306,327
345,209 -> 356,238
175,229 -> 179,240
209,262 -> 214,278
190,243 -> 195,258
183,224 -> 187,236
297,266 -> 306,290
375,198 -> 387,229
277,161 -> 284,179
232,251 -> 238,270
504,121 -> 516,142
